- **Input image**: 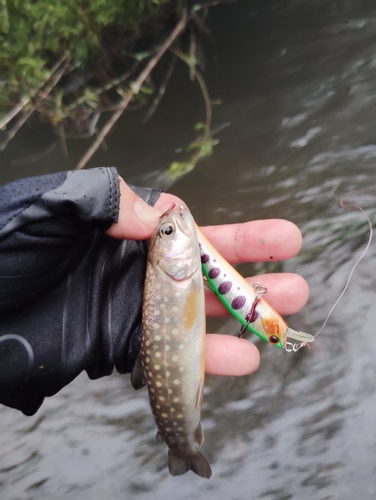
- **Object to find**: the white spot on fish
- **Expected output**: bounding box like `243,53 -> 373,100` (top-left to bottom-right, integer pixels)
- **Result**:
155,335 -> 161,341
177,414 -> 183,419
159,396 -> 165,401
154,323 -> 160,330
172,328 -> 179,335
172,355 -> 178,362
165,345 -> 171,351
156,381 -> 162,387
165,318 -> 170,324
162,413 -> 168,418
179,366 -> 184,372
173,379 -> 180,385
154,364 -> 161,370
172,306 -> 178,312
155,310 -> 160,316
155,352 -> 161,358
168,388 -> 173,394
173,397 -> 180,403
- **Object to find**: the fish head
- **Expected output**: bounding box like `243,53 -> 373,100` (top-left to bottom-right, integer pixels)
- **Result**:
149,205 -> 200,280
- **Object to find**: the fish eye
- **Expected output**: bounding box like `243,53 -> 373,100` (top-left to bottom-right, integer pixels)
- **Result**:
159,222 -> 175,238
269,335 -> 280,344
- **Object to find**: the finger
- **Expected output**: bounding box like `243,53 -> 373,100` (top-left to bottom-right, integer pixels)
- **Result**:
108,189 -> 187,239
205,273 -> 309,316
205,334 -> 260,376
200,220 -> 303,263
106,178 -> 163,239
154,192 -> 187,211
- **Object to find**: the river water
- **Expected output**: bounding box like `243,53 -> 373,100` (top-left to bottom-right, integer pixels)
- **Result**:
2,1 -> 376,498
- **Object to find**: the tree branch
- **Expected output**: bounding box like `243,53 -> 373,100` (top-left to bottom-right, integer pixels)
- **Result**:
75,9 -> 188,170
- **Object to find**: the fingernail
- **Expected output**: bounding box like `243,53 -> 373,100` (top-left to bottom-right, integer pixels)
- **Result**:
134,199 -> 161,228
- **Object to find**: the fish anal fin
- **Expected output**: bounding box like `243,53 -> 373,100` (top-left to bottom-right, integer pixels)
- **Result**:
195,380 -> 204,410
130,354 -> 145,390
168,450 -> 212,478
194,423 -> 204,446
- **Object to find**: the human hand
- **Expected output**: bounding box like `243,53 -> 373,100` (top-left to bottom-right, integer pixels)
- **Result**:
106,178 -> 309,378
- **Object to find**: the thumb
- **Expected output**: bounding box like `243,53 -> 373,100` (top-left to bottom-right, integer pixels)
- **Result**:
105,177 -> 162,240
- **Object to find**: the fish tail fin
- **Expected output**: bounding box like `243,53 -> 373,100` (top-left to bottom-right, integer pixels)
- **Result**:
168,450 -> 212,478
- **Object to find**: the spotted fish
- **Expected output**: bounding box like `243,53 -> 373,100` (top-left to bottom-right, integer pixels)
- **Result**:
132,205 -> 211,478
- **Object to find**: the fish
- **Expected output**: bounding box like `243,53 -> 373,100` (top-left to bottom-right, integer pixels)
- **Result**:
131,204 -> 211,478
196,226 -> 314,352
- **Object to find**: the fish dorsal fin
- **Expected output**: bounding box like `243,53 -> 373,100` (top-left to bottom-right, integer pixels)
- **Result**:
130,353 -> 145,390
156,431 -> 165,443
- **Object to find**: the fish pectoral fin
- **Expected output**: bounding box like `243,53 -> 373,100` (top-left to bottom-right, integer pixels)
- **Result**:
183,279 -> 201,331
156,431 -> 165,443
202,276 -> 214,293
130,354 -> 145,390
194,423 -> 204,446
168,450 -> 212,478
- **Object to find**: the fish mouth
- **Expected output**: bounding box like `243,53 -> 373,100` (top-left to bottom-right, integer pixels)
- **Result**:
161,202 -> 184,218
160,203 -> 193,237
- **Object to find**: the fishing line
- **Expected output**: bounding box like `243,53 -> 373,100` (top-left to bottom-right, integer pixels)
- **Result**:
314,190 -> 374,338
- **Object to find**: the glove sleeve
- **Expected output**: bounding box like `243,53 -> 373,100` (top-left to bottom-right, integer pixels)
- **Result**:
0,167 -> 161,415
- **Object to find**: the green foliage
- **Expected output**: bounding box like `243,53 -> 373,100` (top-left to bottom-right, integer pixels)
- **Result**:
0,0 -> 169,97
0,0 -> 218,181
166,125 -> 215,182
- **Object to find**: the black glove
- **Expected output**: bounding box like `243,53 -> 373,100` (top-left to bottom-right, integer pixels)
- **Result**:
0,167 -> 161,416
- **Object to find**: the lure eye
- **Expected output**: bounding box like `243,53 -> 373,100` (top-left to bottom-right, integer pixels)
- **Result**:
159,222 -> 175,238
269,335 -> 280,345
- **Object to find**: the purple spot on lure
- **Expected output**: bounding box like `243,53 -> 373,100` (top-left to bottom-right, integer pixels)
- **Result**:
231,296 -> 246,310
246,310 -> 259,323
208,267 -> 221,279
201,254 -> 210,264
218,281 -> 232,294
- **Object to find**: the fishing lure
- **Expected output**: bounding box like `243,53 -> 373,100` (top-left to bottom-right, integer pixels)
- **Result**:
196,225 -> 314,352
